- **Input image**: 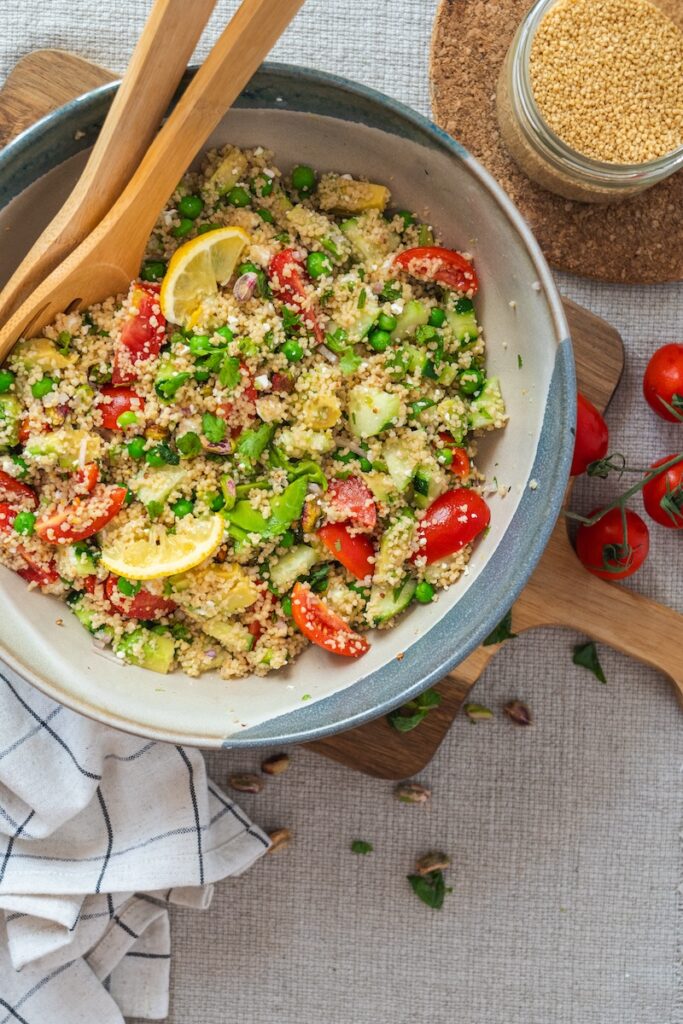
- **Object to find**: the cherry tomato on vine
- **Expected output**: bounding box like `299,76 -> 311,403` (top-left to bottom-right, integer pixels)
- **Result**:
641,455 -> 683,529
575,507 -> 649,580
643,344 -> 683,423
571,392 -> 609,476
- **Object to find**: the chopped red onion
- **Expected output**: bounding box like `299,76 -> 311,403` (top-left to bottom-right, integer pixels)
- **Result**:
319,344 -> 338,363
233,272 -> 258,302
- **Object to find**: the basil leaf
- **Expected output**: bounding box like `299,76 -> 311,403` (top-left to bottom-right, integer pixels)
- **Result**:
219,355 -> 241,390
350,840 -> 373,855
407,870 -> 448,910
572,641 -> 607,684
387,688 -> 442,732
483,609 -> 517,646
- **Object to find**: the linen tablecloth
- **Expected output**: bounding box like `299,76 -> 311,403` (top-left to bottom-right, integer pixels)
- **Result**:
1,2 -> 682,1022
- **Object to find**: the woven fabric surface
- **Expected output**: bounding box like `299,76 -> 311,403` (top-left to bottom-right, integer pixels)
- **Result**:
1,1 -> 682,1022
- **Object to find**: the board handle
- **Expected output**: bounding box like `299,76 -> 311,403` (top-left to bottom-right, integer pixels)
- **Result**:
514,525 -> 683,705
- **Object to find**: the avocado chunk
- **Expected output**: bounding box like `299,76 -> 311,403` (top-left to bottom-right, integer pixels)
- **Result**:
201,618 -> 254,653
25,427 -> 102,469
12,337 -> 75,372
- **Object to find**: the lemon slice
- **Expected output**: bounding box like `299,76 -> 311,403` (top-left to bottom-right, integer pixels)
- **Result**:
159,226 -> 250,328
100,515 -> 224,580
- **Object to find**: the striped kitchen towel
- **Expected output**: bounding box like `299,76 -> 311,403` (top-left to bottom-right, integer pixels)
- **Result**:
0,666 -> 269,1022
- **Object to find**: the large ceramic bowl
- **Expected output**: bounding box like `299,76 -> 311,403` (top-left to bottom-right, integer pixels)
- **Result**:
0,64 -> 574,748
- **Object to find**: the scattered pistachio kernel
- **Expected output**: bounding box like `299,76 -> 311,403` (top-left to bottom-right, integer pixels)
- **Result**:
394,781 -> 431,804
261,752 -> 290,776
504,700 -> 532,726
415,851 -> 451,876
227,772 -> 264,794
464,702 -> 493,723
267,827 -> 293,853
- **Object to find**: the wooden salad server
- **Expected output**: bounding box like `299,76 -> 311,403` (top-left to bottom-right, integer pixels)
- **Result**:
0,0 -> 219,326
0,0 -> 306,359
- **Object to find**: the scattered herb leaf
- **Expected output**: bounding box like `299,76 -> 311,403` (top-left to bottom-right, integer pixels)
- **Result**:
351,840 -> 373,855
572,641 -> 607,684
387,688 -> 442,732
407,870 -> 451,910
483,609 -> 517,646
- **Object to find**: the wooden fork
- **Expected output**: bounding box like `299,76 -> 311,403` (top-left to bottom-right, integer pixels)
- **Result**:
0,0 -> 218,326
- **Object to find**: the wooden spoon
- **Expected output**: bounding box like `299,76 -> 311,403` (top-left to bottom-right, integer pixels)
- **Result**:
0,0 -> 306,353
0,0 -> 219,326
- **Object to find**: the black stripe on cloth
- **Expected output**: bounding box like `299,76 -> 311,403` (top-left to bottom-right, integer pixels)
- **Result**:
94,787 -> 113,893
176,746 -> 204,885
0,706 -> 62,761
125,950 -> 171,960
0,809 -> 34,887
0,803 -> 26,834
1,674 -> 101,780
0,962 -> 73,1024
0,806 -> 232,865
208,783 -> 270,849
107,893 -> 115,918
0,1000 -> 30,1024
103,741 -> 156,762
113,914 -> 139,940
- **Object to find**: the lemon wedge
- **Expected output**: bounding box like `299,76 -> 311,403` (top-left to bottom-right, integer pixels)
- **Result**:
100,515 -> 224,580
159,226 -> 250,328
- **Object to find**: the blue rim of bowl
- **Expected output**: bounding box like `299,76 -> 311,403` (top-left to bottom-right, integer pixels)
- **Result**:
0,62 -> 575,748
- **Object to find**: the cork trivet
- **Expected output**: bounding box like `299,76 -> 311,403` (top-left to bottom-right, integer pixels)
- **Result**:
430,0 -> 683,284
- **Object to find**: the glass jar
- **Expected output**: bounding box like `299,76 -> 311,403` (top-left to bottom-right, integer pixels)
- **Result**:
496,0 -> 683,203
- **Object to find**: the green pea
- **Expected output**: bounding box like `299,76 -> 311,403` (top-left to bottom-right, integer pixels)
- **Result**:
216,325 -> 234,343
194,369 -> 210,383
415,581 -> 435,604
377,313 -> 397,332
280,529 -> 295,549
458,368 -> 486,395
368,329 -> 391,353
397,210 -> 415,229
436,447 -> 454,467
0,370 -> 15,393
256,207 -> 275,223
176,431 -> 202,458
171,498 -> 194,519
178,194 -> 204,220
187,334 -> 214,356
209,492 -> 226,512
282,340 -> 304,363
31,376 -> 56,399
306,252 -> 332,279
455,296 -> 474,314
251,173 -> 274,197
116,410 -> 138,428
10,455 -> 28,478
12,511 -> 35,536
197,222 -> 221,235
281,596 -> 293,617
291,164 -> 316,195
428,307 -> 446,328
140,260 -> 166,282
226,186 -> 251,208
146,442 -> 179,467
117,577 -> 141,597
172,218 -> 194,238
127,437 -> 146,459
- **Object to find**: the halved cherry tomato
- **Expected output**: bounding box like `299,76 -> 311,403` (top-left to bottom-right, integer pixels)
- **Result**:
97,385 -> 145,430
268,248 -> 324,344
0,471 -> 37,509
575,507 -> 649,579
438,433 -> 470,480
19,417 -> 50,444
16,548 -> 59,587
112,282 -> 166,385
415,488 -> 491,564
36,484 -> 127,545
73,463 -> 100,495
327,476 -> 377,531
291,582 -> 369,658
104,576 -> 177,620
318,523 -> 375,581
393,246 -> 478,295
0,502 -> 17,531
642,455 -> 683,529
572,392 -> 609,476
248,620 -> 264,643
643,343 -> 683,423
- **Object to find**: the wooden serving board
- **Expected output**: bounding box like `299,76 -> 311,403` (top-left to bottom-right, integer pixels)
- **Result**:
1,51 -> 681,779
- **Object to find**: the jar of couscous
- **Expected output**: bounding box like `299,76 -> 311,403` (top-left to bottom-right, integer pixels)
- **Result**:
496,0 -> 683,203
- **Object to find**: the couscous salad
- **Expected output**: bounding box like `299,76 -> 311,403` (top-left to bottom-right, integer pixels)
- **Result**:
0,146 -> 506,678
